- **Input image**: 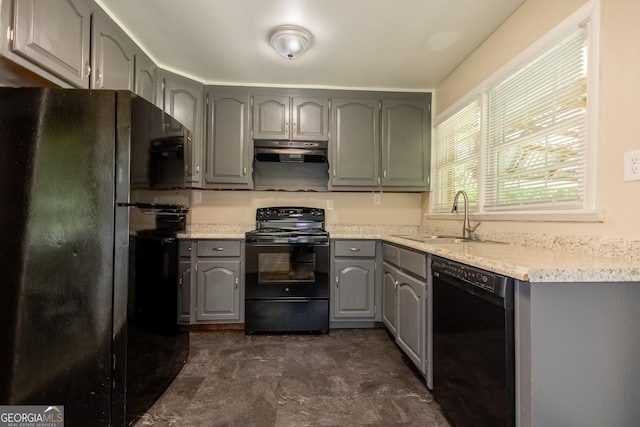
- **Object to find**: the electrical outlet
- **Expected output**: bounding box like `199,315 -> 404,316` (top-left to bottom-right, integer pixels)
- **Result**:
326,200 -> 334,211
624,150 -> 640,182
373,193 -> 381,205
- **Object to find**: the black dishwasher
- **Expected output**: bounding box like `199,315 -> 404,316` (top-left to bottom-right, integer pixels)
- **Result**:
431,256 -> 515,427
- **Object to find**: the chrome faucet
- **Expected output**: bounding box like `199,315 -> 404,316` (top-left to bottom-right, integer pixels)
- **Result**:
451,190 -> 480,239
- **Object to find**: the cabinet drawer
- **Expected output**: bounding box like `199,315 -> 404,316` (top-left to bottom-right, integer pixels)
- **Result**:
179,240 -> 192,258
382,243 -> 399,264
197,240 -> 241,257
334,240 -> 376,257
398,247 -> 427,279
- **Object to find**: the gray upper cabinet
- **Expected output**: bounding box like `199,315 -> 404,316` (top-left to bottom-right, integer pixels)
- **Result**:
91,7 -> 135,90
11,0 -> 91,87
159,70 -> 204,187
205,89 -> 252,187
253,95 -> 328,141
292,97 -> 328,141
330,98 -> 380,187
253,95 -> 289,140
381,99 -> 431,188
134,51 -> 157,105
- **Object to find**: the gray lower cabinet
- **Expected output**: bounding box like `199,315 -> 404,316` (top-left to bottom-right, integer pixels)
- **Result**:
395,268 -> 425,371
382,261 -> 399,335
330,98 -> 380,187
253,95 -> 328,141
331,240 -> 377,326
159,70 -> 204,187
205,89 -> 252,187
91,6 -> 135,90
381,98 -> 431,189
382,243 -> 428,375
177,240 -> 193,324
194,240 -> 243,323
10,0 -> 91,88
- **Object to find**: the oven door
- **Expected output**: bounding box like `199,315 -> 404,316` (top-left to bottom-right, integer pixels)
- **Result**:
245,242 -> 329,299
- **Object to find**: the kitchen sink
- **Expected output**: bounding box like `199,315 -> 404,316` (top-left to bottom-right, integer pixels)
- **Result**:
391,235 -> 506,244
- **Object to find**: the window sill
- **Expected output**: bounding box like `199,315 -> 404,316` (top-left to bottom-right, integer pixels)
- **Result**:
424,210 -> 605,223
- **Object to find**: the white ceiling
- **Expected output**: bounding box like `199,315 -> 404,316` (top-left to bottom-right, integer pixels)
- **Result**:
97,0 -> 525,91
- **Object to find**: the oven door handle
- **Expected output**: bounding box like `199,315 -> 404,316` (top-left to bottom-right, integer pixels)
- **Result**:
264,298 -> 313,303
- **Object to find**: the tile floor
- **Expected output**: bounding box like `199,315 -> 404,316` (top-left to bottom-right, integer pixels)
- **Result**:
134,328 -> 451,427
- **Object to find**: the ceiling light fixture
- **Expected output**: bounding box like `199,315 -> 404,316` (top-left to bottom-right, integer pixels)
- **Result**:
269,25 -> 313,60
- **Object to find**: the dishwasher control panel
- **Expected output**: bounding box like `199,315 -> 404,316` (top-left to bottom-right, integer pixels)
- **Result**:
431,257 -> 511,296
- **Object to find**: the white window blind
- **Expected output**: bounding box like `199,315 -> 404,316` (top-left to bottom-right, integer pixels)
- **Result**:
485,26 -> 588,211
433,99 -> 481,212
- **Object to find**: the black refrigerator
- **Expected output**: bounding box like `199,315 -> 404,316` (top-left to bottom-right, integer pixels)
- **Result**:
0,88 -> 190,426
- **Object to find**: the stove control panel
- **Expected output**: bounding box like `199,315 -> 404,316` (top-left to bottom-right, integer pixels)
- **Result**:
256,207 -> 325,221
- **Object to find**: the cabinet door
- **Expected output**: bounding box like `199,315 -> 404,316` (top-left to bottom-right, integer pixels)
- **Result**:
334,259 -> 375,319
178,259 -> 191,324
381,99 -> 431,188
91,11 -> 135,90
205,92 -> 252,186
382,262 -> 398,336
396,269 -> 425,371
196,260 -> 240,322
292,97 -> 328,141
162,72 -> 204,187
253,95 -> 289,140
134,51 -> 157,105
330,98 -> 380,186
12,0 -> 91,87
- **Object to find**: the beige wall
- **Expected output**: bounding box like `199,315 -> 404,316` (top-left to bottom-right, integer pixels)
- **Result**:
190,191 -> 422,226
430,0 -> 640,240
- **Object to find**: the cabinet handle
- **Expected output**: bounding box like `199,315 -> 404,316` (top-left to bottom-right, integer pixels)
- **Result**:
84,62 -> 91,79
293,122 -> 297,134
195,165 -> 200,174
349,247 -> 360,252
336,276 -> 339,288
243,167 -> 247,176
333,169 -> 336,178
97,69 -> 103,87
235,278 -> 239,289
178,278 -> 183,287
213,247 -> 225,251
383,170 -> 388,179
285,122 -> 289,135
188,247 -> 192,251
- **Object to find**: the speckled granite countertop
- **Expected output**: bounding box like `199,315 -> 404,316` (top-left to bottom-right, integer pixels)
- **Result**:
180,224 -> 640,283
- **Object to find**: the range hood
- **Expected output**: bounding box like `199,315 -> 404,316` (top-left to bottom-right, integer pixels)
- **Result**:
252,140 -> 329,191
254,140 -> 328,163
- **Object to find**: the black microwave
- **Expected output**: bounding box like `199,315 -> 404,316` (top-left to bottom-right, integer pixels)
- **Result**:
148,135 -> 187,189
130,95 -> 190,189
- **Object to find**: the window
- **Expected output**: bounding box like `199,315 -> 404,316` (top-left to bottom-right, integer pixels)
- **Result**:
485,27 -> 588,211
433,99 -> 481,213
432,7 -> 595,217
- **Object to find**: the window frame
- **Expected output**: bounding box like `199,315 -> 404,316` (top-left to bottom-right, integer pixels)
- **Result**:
428,1 -> 601,222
